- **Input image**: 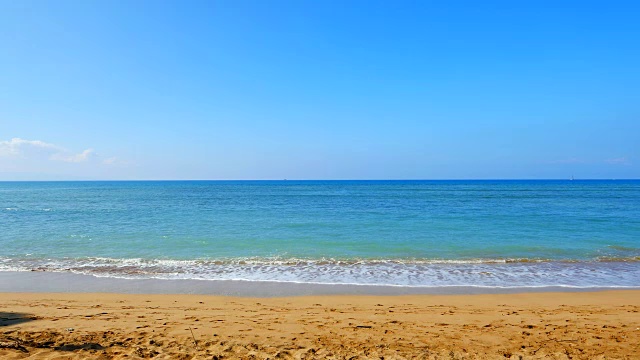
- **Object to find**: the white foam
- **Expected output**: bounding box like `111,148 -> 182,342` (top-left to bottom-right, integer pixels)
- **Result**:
1,256 -> 639,288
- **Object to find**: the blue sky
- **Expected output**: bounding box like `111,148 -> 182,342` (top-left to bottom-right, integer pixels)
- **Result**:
1,0 -> 638,180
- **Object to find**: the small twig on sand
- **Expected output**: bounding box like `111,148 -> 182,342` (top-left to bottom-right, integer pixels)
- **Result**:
189,327 -> 199,351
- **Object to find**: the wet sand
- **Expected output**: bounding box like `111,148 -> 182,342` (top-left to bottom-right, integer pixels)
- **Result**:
1,291 -> 639,359
1,271 -> 616,297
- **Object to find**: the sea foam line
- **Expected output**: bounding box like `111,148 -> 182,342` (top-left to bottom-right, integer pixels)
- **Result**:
1,256 -> 639,288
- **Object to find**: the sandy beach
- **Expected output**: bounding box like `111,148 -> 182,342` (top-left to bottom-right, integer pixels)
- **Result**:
1,290 -> 638,359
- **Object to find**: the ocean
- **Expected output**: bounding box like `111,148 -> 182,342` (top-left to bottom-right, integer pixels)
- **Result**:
1,180 -> 639,290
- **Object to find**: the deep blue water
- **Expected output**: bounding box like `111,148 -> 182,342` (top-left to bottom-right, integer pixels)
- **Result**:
1,180 -> 639,288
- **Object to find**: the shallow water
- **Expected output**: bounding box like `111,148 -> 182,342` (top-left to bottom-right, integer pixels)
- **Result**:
1,180 -> 639,288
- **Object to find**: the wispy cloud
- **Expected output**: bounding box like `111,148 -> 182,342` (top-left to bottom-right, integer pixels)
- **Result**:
546,157 -> 586,164
544,156 -> 633,166
51,148 -> 96,163
0,137 -> 109,164
102,157 -> 118,165
101,156 -> 130,166
605,157 -> 632,165
0,138 -> 62,156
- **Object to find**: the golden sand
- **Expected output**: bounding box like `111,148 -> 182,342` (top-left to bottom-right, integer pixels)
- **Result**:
1,291 -> 639,359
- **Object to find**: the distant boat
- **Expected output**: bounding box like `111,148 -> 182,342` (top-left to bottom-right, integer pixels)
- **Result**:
570,175 -> 574,181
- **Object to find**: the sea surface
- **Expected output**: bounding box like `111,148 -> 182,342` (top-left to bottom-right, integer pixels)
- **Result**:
1,180 -> 639,290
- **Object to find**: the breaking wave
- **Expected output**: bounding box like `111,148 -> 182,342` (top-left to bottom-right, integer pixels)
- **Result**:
1,256 -> 639,288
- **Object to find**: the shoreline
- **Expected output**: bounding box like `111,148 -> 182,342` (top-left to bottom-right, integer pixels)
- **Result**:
4,254 -> 639,290
1,290 -> 639,359
1,271 -> 637,297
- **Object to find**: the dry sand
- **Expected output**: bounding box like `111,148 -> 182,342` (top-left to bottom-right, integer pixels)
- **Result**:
1,290 -> 639,359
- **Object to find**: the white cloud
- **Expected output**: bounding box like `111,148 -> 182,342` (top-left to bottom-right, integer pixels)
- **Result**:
0,137 -> 62,157
0,137 -> 110,164
51,148 -> 96,163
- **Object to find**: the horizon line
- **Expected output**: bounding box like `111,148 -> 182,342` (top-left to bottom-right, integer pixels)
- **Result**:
1,178 -> 638,182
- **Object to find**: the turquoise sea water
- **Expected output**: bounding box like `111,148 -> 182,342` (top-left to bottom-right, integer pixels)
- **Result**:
1,180 -> 639,288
